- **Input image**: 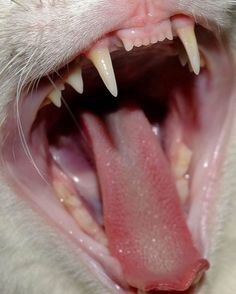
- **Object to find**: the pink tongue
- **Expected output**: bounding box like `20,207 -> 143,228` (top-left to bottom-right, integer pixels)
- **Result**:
82,106 -> 209,292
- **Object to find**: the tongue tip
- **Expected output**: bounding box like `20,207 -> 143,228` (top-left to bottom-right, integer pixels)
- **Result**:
135,258 -> 210,292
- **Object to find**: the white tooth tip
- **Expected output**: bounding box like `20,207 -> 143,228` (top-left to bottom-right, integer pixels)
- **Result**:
88,47 -> 118,97
122,38 -> 134,52
66,66 -> 84,94
166,31 -> 173,41
48,86 -> 64,107
134,39 -> 142,47
178,48 -> 188,67
176,25 -> 200,75
143,38 -> 150,46
151,36 -> 158,44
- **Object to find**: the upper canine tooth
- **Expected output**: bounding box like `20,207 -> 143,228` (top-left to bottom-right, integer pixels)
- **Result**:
48,84 -> 65,108
66,66 -> 83,94
176,25 -> 200,75
87,47 -> 118,97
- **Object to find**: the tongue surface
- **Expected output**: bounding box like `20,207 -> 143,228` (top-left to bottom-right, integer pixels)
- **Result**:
82,105 -> 208,292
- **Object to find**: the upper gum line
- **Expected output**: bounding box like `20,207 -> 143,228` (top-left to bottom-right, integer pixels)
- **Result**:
45,15 -> 203,110
116,18 -> 174,50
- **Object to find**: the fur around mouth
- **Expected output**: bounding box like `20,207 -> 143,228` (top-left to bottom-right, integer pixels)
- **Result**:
1,14 -> 235,294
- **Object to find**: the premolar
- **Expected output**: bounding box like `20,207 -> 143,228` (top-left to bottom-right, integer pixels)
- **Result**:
47,83 -> 65,108
53,178 -> 108,246
66,65 -> 84,94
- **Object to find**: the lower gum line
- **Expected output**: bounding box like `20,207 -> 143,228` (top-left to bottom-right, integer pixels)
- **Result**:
50,137 -> 193,247
52,166 -> 108,246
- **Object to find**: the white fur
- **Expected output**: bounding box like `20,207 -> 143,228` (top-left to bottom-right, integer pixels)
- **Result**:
0,1 -> 236,293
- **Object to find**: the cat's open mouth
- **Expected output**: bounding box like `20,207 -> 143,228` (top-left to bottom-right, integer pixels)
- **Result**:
2,14 -> 235,294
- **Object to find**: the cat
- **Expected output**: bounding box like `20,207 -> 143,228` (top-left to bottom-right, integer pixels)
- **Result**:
0,1 -> 236,294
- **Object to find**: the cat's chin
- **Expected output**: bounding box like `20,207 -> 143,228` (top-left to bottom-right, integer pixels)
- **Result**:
1,16 -> 235,294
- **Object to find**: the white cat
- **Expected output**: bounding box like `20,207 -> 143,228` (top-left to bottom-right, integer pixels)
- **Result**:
0,1 -> 236,294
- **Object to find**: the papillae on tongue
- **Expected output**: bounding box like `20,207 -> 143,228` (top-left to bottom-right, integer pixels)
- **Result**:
82,105 -> 209,292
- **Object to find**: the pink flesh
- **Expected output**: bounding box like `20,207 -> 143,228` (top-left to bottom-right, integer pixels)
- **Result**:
82,105 -> 209,292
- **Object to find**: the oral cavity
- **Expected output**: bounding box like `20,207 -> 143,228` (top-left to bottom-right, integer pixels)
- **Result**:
49,102 -> 208,291
42,14 -> 209,293
82,106 -> 208,292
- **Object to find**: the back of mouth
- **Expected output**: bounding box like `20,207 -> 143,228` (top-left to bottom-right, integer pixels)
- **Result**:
1,14 -> 235,294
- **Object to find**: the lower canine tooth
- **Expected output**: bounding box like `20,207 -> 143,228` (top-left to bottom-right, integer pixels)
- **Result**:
87,46 -> 118,97
66,66 -> 83,94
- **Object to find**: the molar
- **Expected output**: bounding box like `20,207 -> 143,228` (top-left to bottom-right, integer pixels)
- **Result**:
53,179 -> 108,246
65,65 -> 84,94
172,142 -> 192,179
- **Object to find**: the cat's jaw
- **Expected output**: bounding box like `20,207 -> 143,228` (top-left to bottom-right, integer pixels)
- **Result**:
0,1 -> 236,294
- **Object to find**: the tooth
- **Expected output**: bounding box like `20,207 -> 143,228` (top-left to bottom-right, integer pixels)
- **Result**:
188,61 -> 193,73
178,46 -> 188,67
48,84 -> 65,107
151,36 -> 158,44
66,66 -> 83,94
176,25 -> 200,75
87,47 -> 118,97
166,28 -> 173,41
172,143 -> 192,178
143,38 -> 150,46
134,39 -> 142,47
122,38 -> 134,52
40,98 -> 51,109
176,178 -> 189,204
54,181 -> 108,246
158,33 -> 165,42
178,53 -> 188,67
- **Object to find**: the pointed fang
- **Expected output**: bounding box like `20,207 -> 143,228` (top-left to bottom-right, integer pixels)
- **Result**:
176,25 -> 200,75
88,47 -> 118,97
